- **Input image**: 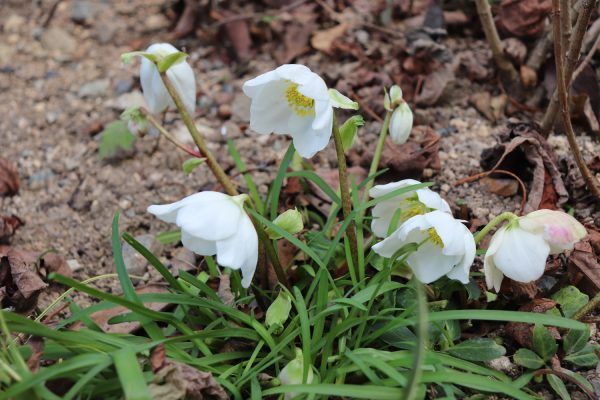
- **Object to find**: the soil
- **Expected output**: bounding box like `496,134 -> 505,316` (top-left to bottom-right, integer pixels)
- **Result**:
1,0 -> 598,311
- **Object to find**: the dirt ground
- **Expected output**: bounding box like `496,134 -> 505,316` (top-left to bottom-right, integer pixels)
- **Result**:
1,0 -> 598,306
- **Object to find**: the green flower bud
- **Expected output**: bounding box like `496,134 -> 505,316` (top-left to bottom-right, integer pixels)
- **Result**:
267,209 -> 304,239
278,348 -> 314,399
266,291 -> 292,333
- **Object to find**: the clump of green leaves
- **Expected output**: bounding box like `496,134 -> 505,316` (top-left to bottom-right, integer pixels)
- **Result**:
98,120 -> 136,159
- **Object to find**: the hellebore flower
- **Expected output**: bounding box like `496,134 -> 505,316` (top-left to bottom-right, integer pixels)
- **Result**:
148,192 -> 257,287
370,179 -> 451,238
372,210 -> 476,284
242,64 -> 334,158
278,348 -> 314,400
140,43 -> 196,115
389,102 -> 413,145
484,210 -> 586,292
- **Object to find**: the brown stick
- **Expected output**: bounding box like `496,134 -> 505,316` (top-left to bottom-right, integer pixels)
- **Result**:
571,27 -> 600,82
473,0 -> 521,94
540,0 -> 598,135
551,0 -> 600,201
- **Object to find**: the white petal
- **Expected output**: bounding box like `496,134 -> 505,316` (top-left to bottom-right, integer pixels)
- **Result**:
372,215 -> 429,257
492,227 -> 550,283
248,81 -> 291,135
369,179 -> 422,198
215,215 -> 258,282
372,231 -> 405,258
176,198 -> 242,241
243,69 -> 281,98
166,61 -> 196,115
519,209 -> 587,254
446,224 -> 476,284
389,104 -> 413,145
146,43 -> 178,55
407,241 -> 458,283
275,64 -> 315,86
312,99 -> 333,131
181,230 -> 217,256
289,120 -> 331,158
371,200 -> 400,238
415,189 -> 451,213
425,211 -> 464,255
140,58 -> 170,114
147,192 -> 215,223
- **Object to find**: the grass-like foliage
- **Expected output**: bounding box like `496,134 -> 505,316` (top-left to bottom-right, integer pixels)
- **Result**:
0,155 -> 587,399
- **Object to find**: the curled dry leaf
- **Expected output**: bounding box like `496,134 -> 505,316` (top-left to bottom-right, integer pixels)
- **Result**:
151,343 -> 166,373
479,177 -> 519,197
506,298 -> 559,349
0,215 -> 22,243
480,122 -> 568,212
278,4 -> 317,64
0,247 -> 48,312
415,66 -> 454,106
40,252 -> 73,279
568,237 -> 600,296
217,274 -> 235,306
311,23 -> 348,55
0,158 -> 19,197
497,0 -> 552,38
149,360 -> 229,400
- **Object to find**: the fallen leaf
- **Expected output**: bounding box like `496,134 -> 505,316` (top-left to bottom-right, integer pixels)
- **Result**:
26,337 -> 44,373
221,11 -> 252,61
151,343 -> 166,373
278,4 -> 317,63
0,248 -> 48,312
363,126 -> 441,182
506,298 -> 559,349
149,360 -> 229,400
480,122 -> 568,212
415,66 -> 453,105
0,158 -> 19,197
311,23 -> 348,54
568,239 -> 600,296
502,38 -> 527,65
470,92 -> 494,121
520,65 -> 538,88
497,0 -> 552,38
40,253 -> 72,279
479,177 -> 519,197
0,215 -> 22,243
217,274 -> 235,306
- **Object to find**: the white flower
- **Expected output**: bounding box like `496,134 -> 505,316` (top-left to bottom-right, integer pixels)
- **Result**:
389,102 -> 413,145
148,192 -> 257,287
140,43 -> 196,115
484,210 -> 586,292
242,64 -> 333,158
372,210 -> 476,284
278,348 -> 314,400
370,179 -> 451,238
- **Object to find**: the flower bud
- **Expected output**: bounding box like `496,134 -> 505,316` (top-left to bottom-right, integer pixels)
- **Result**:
278,348 -> 313,399
389,102 -> 413,145
389,85 -> 403,107
267,208 -> 304,239
518,209 -> 587,254
265,291 -> 292,333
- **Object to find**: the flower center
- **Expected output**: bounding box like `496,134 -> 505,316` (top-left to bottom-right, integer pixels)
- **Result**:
285,82 -> 315,117
427,228 -> 444,248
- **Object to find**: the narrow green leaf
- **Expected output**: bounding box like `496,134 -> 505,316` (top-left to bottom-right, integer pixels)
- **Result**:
532,324 -> 558,361
546,374 -> 570,400
112,213 -> 138,303
446,338 -> 506,362
269,143 -> 295,219
182,157 -> 205,175
513,348 -> 545,369
113,348 -> 151,400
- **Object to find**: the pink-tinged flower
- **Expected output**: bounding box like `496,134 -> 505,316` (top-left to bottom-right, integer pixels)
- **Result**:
518,209 -> 587,254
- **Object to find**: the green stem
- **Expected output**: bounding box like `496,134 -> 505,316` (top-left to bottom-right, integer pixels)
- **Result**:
331,113 -> 359,276
473,212 -> 518,244
159,73 -> 288,289
140,108 -> 203,158
573,292 -> 600,320
361,110 -> 392,210
401,278 -> 428,400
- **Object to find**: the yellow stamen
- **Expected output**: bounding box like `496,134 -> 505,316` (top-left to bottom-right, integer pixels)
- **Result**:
427,228 -> 444,248
285,82 -> 315,117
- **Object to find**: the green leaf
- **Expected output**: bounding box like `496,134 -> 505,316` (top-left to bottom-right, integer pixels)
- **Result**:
265,291 -> 292,333
113,348 -> 151,400
546,374 -> 570,400
563,327 -> 590,354
563,345 -> 600,367
551,285 -> 588,318
121,51 -> 157,64
155,230 -> 181,245
99,121 -> 136,159
446,338 -> 506,362
328,88 -> 359,110
513,348 -> 544,369
182,157 -> 205,175
532,324 -> 558,361
339,115 -> 364,151
380,326 -> 417,349
157,51 -> 188,73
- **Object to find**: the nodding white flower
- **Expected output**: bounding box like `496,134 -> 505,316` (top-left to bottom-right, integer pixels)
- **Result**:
372,210 -> 476,284
278,348 -> 314,400
148,192 -> 257,287
484,210 -> 586,292
389,102 -> 413,145
140,43 -> 196,115
242,64 -> 333,158
370,179 -> 451,238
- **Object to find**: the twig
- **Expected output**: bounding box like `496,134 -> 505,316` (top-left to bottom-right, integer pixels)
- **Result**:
540,0 -> 598,135
454,169 -> 528,215
526,26 -> 553,72
41,0 -> 64,28
533,368 -> 596,399
140,108 -> 204,158
349,90 -> 382,122
571,27 -> 600,82
550,0 -> 600,201
473,0 -> 521,95
560,0 -> 572,50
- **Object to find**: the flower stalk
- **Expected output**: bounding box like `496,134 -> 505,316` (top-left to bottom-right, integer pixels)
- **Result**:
361,110 -> 392,209
474,212 -> 518,244
331,113 -> 359,274
139,107 -> 203,158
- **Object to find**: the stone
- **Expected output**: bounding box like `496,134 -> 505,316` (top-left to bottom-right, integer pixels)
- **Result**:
0,44 -> 14,65
106,90 -> 146,110
67,259 -> 83,272
485,356 -> 516,373
71,0 -> 97,24
121,234 -> 163,276
115,79 -> 133,95
231,93 -> 251,122
4,14 -> 25,33
28,169 -> 56,189
78,79 -> 110,98
41,27 -> 77,61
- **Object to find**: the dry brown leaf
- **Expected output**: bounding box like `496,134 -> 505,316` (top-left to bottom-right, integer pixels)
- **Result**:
497,0 -> 552,38
0,248 -> 48,312
506,298 -> 558,348
221,12 -> 252,61
502,38 -> 527,65
479,177 -> 519,197
0,215 -> 22,243
520,65 -> 538,88
415,66 -> 453,106
26,337 -> 44,373
40,252 -> 72,279
149,360 -> 229,400
151,343 -> 166,373
0,158 -> 19,197
568,238 -> 600,296
217,274 -> 235,306
311,23 -> 348,54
